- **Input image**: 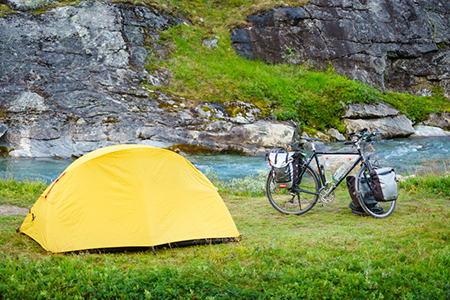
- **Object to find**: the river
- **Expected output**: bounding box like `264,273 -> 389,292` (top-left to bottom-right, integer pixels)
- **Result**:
1,137 -> 449,184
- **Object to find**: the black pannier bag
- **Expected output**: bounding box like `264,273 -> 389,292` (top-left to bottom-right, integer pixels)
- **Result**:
370,168 -> 398,202
268,149 -> 299,189
346,175 -> 378,209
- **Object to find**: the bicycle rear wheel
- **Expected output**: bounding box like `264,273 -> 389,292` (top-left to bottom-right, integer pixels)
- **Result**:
356,166 -> 396,218
266,165 -> 319,215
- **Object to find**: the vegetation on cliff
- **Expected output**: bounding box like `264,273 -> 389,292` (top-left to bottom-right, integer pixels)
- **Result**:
143,0 -> 449,132
2,0 -> 449,133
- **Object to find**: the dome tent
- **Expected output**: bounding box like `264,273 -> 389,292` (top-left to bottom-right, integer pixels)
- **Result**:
18,145 -> 240,253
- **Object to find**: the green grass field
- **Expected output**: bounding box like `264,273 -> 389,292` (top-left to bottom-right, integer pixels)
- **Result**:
1,0 -> 450,298
1,174 -> 449,299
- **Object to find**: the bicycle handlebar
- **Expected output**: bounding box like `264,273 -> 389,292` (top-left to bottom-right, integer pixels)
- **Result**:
290,129 -> 380,151
346,128 -> 381,145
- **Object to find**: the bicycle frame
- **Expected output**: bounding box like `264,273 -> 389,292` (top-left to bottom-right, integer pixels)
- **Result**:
295,143 -> 372,195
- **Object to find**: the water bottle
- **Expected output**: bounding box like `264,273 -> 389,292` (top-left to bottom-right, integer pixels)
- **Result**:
324,157 -> 332,184
332,157 -> 352,183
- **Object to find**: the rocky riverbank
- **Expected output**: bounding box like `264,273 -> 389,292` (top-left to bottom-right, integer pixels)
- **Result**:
0,2 -> 297,157
0,0 -> 449,159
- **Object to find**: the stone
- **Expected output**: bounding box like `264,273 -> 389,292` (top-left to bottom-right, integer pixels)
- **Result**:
422,112 -> 450,131
327,128 -> 346,141
202,38 -> 218,49
241,121 -> 295,150
343,101 -> 399,119
411,126 -> 450,137
343,115 -> 415,139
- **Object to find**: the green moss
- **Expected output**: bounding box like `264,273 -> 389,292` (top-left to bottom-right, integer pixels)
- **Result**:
0,4 -> 14,17
30,0 -> 79,14
167,144 -> 246,155
167,144 -> 215,155
0,146 -> 10,158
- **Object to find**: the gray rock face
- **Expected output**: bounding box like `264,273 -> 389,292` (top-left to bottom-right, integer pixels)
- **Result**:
0,2 -> 295,158
343,102 -> 399,119
344,115 -> 415,139
0,124 -> 8,138
422,112 -> 450,131
231,0 -> 450,98
342,101 -> 416,138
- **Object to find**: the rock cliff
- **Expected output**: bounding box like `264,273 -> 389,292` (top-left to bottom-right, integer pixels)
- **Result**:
1,0 -> 448,159
0,1 -> 295,158
231,0 -> 450,98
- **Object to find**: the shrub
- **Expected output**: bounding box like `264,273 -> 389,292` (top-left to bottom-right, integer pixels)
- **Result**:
204,168 -> 267,197
399,173 -> 450,197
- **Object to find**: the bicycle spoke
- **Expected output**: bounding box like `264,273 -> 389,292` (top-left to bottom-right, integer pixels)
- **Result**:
266,166 -> 319,215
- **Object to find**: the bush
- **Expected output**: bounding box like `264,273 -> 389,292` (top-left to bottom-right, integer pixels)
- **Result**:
204,168 -> 267,197
399,173 -> 450,197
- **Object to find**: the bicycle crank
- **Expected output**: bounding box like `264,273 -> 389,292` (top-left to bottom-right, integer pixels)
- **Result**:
318,187 -> 335,204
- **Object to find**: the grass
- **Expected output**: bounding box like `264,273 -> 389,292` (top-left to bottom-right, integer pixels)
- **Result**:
0,179 -> 47,208
1,174 -> 449,299
142,0 -> 450,133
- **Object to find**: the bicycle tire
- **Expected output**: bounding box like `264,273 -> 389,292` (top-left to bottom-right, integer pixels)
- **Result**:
356,166 -> 396,218
266,165 -> 319,215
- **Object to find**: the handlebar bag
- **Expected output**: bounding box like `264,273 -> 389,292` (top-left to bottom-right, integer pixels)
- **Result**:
268,150 -> 297,188
370,168 -> 398,202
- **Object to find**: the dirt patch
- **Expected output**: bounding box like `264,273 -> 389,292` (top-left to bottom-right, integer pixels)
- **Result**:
0,204 -> 29,216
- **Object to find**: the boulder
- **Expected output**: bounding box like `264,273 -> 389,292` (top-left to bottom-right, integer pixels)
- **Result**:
326,128 -> 346,142
421,112 -> 450,131
343,102 -> 399,119
343,115 -> 415,139
411,125 -> 450,138
183,120 -> 295,156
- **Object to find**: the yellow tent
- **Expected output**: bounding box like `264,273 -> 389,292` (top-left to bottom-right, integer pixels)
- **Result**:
19,144 -> 240,253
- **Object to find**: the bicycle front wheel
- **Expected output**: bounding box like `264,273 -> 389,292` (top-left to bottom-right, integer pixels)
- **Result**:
266,165 -> 319,215
356,166 -> 396,218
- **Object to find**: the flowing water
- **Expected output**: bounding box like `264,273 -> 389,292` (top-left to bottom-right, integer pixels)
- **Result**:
1,137 -> 449,184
